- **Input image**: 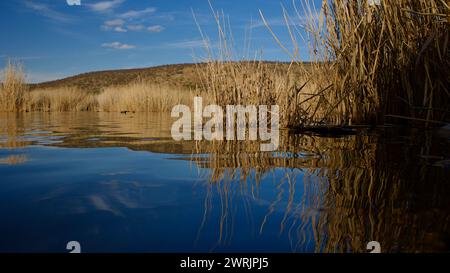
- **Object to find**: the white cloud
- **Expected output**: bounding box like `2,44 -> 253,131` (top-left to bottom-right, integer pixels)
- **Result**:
113,26 -> 128,33
88,0 -> 125,12
102,42 -> 136,50
24,1 -> 72,23
128,25 -> 145,31
99,6 -> 162,33
119,7 -> 156,19
104,19 -> 125,27
102,19 -> 128,32
102,21 -> 163,33
147,25 -> 164,33
167,39 -> 207,49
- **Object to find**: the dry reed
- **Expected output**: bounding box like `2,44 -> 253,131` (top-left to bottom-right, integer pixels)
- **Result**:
0,62 -> 28,112
197,0 -> 449,128
265,0 -> 450,126
0,65 -> 196,113
27,87 -> 98,112
97,81 -> 195,112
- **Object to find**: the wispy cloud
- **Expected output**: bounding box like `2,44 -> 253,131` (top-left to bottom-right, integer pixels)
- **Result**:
119,7 -> 157,19
147,25 -> 164,33
128,25 -> 144,31
102,41 -> 136,50
103,19 -> 125,27
23,1 -> 72,23
88,0 -> 125,12
113,26 -> 127,32
101,7 -> 164,33
167,39 -> 207,49
102,19 -> 128,32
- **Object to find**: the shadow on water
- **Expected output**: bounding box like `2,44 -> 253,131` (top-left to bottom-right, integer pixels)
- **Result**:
0,112 -> 449,252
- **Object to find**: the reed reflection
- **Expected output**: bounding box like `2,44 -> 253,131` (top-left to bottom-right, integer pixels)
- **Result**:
192,131 -> 450,252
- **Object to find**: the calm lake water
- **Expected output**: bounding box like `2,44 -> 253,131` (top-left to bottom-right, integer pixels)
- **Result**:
0,112 -> 449,253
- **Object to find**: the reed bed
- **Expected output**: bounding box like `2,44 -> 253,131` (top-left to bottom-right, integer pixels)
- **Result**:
26,87 -> 97,112
197,0 -> 449,127
267,0 -> 450,126
0,65 -> 196,113
97,81 -> 195,112
194,6 -> 319,128
196,60 -> 321,128
0,62 -> 28,112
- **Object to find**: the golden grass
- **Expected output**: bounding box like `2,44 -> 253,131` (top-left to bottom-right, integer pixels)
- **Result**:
97,81 -> 196,112
196,60 -> 320,128
0,64 -> 198,113
27,87 -> 98,112
267,0 -> 450,126
0,62 -> 28,112
196,0 -> 449,128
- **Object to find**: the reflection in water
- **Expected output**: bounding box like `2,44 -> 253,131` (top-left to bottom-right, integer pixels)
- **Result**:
0,155 -> 28,165
0,113 -> 449,252
194,134 -> 450,252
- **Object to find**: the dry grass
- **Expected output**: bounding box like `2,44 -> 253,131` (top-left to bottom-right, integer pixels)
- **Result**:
197,0 -> 449,128
271,0 -> 450,126
97,81 -> 197,112
0,62 -> 28,112
27,87 -> 98,112
0,64 -> 198,113
197,60 -> 321,128
194,6 -> 319,128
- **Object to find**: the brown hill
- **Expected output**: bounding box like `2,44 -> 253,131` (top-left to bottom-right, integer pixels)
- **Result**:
29,63 -> 203,93
29,62 -> 306,93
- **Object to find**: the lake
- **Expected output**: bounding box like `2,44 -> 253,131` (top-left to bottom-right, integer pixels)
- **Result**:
0,112 -> 449,253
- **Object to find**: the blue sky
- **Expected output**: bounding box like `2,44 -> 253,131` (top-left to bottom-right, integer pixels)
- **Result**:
0,0 -> 320,82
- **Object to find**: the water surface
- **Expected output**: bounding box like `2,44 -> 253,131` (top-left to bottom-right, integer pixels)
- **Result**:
0,112 -> 449,253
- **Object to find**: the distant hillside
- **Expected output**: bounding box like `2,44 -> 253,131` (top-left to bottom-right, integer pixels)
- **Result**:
29,62 -> 306,93
29,63 -> 203,93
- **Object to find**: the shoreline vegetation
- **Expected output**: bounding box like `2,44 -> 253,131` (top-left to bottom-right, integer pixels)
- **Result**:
1,1 -> 449,128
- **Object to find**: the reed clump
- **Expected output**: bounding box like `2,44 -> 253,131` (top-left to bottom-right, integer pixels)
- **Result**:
283,0 -> 450,126
0,62 -> 28,112
194,6 -> 320,128
200,0 -> 449,127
